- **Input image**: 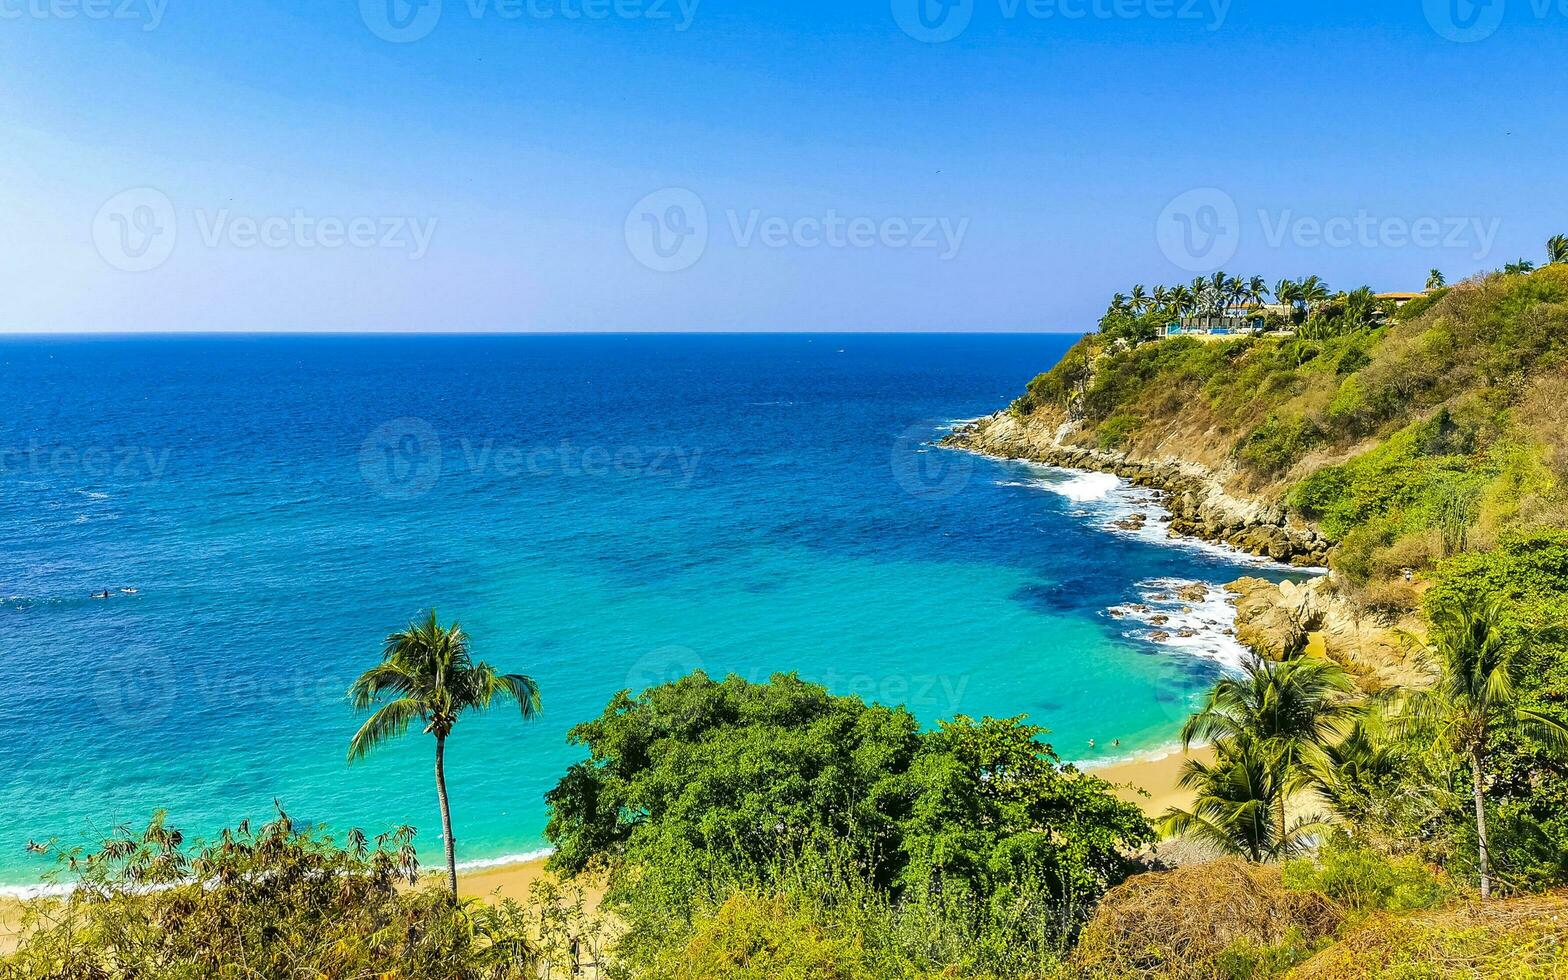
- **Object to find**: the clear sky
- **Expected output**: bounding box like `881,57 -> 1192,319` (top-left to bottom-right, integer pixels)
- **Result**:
1,0 -> 1564,332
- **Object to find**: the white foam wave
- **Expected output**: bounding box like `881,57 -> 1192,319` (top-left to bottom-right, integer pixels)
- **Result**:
1106,577 -> 1255,673
1044,471 -> 1122,502
453,848 -> 554,872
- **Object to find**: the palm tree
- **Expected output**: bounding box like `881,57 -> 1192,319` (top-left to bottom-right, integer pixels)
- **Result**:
1427,269 -> 1447,290
1245,275 -> 1269,310
1298,276 -> 1330,314
1546,235 -> 1568,265
1167,284 -> 1193,316
1181,654 -> 1358,842
1160,736 -> 1318,862
1401,596 -> 1567,899
1129,284 -> 1149,312
1504,259 -> 1536,276
1273,279 -> 1299,322
348,611 -> 542,900
1311,718 -> 1400,825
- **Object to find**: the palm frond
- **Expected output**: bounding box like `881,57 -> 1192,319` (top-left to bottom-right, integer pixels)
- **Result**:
348,699 -> 422,763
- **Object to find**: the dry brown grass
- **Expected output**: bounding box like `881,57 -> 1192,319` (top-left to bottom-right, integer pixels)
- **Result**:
1291,891 -> 1568,979
1072,859 -> 1343,980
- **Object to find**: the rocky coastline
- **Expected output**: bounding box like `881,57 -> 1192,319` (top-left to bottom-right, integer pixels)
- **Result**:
944,412 -> 1421,687
943,412 -> 1333,568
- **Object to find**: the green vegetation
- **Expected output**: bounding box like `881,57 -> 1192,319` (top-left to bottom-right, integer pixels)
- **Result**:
1161,656 -> 1356,860
544,672 -> 1151,977
2,810 -> 565,979
1015,264 -> 1568,609
347,611 -> 542,899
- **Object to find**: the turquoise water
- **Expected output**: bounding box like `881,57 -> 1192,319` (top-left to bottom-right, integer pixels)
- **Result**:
0,335 -> 1299,889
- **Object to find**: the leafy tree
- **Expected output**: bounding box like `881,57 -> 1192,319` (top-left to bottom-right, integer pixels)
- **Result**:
1400,594 -> 1568,898
545,673 -> 1151,965
4,809 -> 547,979
1547,234 -> 1568,266
348,611 -> 541,899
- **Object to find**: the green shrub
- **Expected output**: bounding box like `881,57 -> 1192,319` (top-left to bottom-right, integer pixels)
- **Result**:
1097,412 -> 1141,450
1283,836 -> 1454,912
1235,414 -> 1324,478
2,810 -> 554,980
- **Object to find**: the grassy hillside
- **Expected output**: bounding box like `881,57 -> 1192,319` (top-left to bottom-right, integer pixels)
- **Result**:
1011,266 -> 1568,613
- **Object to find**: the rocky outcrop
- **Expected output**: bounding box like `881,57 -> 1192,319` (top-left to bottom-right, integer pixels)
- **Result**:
1227,576 -> 1425,691
944,412 -> 1333,567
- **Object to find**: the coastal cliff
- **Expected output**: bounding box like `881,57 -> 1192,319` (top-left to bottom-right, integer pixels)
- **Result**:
945,410 -> 1332,567
944,405 -> 1419,686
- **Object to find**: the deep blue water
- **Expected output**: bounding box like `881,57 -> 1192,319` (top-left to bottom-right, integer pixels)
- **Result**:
0,334 -> 1298,888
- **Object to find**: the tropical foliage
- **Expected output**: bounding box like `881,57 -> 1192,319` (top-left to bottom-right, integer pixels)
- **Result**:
544,672 -> 1152,975
2,809 -> 557,980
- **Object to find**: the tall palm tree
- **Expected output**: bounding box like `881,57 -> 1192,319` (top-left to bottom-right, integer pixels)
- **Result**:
348,611 -> 542,900
1245,275 -> 1269,310
1546,235 -> 1568,266
1129,284 -> 1149,312
1401,596 -> 1568,899
1273,279 -> 1299,322
1298,276 -> 1330,314
1167,284 -> 1193,316
1181,654 -> 1358,842
1160,736 -> 1318,862
1427,269 -> 1447,290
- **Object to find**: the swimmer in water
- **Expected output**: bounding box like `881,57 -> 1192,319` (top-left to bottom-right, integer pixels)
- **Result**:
93,590 -> 110,600
1088,739 -> 1095,749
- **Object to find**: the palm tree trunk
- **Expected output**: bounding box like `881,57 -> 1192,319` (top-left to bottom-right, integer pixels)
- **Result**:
1470,748 -> 1490,901
435,734 -> 459,900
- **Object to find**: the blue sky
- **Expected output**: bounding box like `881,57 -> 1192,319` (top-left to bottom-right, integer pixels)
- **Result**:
1,0 -> 1563,331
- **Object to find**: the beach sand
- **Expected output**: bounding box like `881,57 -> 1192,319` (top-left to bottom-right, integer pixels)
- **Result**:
1095,748 -> 1207,816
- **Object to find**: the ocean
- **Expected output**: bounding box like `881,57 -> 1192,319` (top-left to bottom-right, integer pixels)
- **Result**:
0,334 -> 1306,890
